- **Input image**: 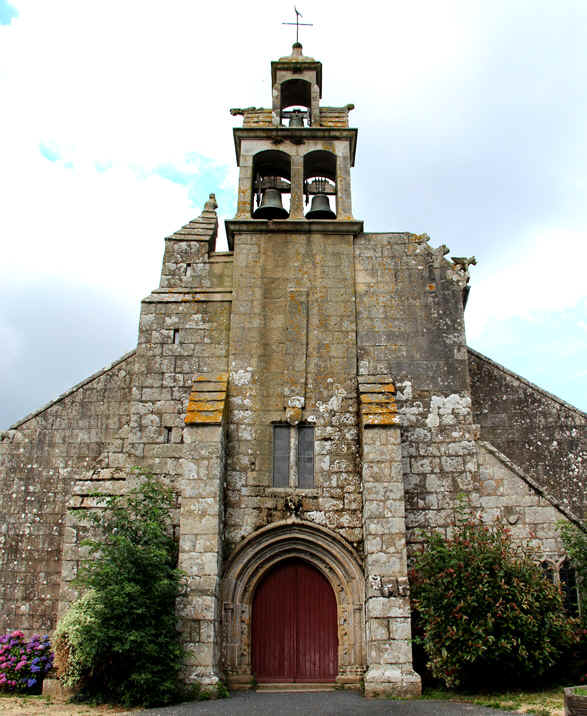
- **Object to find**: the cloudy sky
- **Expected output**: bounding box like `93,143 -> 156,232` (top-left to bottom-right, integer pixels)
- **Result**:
1,0 -> 585,429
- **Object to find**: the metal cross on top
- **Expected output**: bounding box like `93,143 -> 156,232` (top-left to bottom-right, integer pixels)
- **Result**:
282,6 -> 313,44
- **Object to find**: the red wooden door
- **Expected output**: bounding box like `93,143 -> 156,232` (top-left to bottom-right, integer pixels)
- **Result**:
252,560 -> 338,682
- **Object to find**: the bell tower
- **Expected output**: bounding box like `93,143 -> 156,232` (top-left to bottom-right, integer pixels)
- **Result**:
226,42 -> 360,243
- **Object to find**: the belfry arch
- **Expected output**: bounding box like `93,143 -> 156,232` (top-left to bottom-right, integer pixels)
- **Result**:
221,519 -> 366,689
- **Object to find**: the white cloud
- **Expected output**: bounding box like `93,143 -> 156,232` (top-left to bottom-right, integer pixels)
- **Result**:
465,226 -> 587,341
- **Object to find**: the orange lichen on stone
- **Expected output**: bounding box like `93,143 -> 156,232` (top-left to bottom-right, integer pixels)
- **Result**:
360,393 -> 395,404
190,401 -> 225,412
185,411 -> 224,425
358,375 -> 399,427
184,373 -> 228,425
361,403 -> 397,414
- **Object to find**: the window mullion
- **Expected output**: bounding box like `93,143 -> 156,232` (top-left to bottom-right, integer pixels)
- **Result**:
289,426 -> 298,488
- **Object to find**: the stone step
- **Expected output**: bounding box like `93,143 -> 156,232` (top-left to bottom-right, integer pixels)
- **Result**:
256,682 -> 336,693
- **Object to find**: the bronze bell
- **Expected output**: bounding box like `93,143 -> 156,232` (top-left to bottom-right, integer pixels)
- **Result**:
289,111 -> 304,128
306,193 -> 336,220
253,188 -> 289,220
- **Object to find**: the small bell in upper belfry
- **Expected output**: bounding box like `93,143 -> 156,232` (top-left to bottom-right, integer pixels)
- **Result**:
306,193 -> 336,219
253,188 -> 289,219
289,110 -> 305,128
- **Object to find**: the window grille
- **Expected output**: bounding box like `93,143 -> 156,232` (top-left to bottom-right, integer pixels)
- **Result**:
272,424 -> 315,488
297,425 -> 314,488
273,425 -> 290,487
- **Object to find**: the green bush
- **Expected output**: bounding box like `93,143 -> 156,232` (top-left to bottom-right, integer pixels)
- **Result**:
54,472 -> 184,707
557,521 -> 587,684
558,521 -> 587,626
410,515 -> 577,689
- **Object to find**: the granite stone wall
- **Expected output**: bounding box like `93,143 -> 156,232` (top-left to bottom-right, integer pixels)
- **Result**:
476,440 -> 572,557
354,232 -> 480,554
0,352 -> 135,634
0,202 -> 583,693
469,348 -> 586,521
48,203 -> 233,686
224,227 -> 362,553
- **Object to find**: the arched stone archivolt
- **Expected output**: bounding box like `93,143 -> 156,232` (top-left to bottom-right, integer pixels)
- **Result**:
221,519 -> 366,688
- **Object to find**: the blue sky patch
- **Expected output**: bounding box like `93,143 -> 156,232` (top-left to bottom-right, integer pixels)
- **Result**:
39,142 -> 61,163
0,0 -> 18,25
154,154 -> 235,215
470,303 -> 587,410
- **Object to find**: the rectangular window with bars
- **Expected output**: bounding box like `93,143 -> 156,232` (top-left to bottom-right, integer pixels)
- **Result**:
272,424 -> 314,488
297,425 -> 314,488
273,425 -> 290,488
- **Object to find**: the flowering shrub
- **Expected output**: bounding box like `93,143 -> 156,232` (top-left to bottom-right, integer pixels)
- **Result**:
54,591 -> 101,688
0,631 -> 53,692
410,515 -> 577,689
54,472 -> 184,707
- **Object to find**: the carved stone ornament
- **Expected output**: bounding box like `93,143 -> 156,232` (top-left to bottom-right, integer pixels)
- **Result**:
450,256 -> 477,286
284,495 -> 303,517
204,193 -> 218,212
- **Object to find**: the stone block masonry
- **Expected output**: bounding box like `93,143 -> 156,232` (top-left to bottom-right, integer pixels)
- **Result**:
469,348 -> 585,521
52,202 -> 232,690
361,422 -> 421,698
354,232 -> 481,553
0,352 -> 135,635
224,226 -> 364,551
177,422 -> 226,686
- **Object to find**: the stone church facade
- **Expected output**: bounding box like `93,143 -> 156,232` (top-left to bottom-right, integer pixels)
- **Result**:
0,45 -> 585,697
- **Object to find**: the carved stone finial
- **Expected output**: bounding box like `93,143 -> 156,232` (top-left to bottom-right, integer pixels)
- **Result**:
411,232 -> 431,244
204,193 -> 218,212
451,256 -> 477,271
432,243 -> 450,267
450,256 -> 477,287
284,495 -> 303,518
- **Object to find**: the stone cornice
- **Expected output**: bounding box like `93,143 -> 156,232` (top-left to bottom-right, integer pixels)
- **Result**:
225,219 -> 363,247
232,127 -> 358,166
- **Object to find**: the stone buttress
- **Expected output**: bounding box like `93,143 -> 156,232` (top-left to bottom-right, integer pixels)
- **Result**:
56,196 -> 232,687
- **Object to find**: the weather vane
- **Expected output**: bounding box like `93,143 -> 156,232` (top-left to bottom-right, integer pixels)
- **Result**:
282,7 -> 313,44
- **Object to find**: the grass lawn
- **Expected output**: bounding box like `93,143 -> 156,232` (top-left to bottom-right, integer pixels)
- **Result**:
422,686 -> 566,716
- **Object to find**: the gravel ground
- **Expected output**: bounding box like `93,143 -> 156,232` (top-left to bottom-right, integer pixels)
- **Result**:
135,691 -> 517,716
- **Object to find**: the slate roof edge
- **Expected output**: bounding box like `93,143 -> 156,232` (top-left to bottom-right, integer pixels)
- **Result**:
4,350 -> 137,431
467,346 -> 586,419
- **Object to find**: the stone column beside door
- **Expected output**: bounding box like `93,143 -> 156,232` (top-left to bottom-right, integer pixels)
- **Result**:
359,377 -> 421,698
176,374 -> 228,690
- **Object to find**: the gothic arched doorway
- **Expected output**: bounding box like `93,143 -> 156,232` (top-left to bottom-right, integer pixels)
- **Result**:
251,559 -> 338,682
221,520 -> 366,689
